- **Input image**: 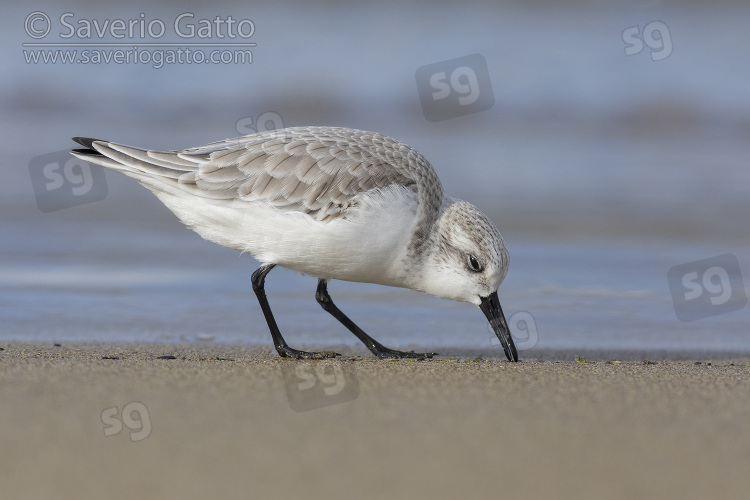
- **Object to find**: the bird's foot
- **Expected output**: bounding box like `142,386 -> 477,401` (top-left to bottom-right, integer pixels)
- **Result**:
373,347 -> 438,360
276,345 -> 341,359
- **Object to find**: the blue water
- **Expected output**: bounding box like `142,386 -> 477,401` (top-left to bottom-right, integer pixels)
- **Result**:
2,0 -> 749,354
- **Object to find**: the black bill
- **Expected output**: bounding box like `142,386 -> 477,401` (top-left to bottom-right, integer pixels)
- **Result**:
479,291 -> 518,362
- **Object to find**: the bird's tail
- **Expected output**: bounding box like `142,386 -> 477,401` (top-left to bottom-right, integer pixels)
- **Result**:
71,137 -> 204,196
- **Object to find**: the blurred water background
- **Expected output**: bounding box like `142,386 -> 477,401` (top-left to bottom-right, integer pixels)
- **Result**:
2,0 -> 749,354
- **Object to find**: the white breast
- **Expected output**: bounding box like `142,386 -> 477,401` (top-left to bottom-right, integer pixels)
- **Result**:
153,184 -> 421,287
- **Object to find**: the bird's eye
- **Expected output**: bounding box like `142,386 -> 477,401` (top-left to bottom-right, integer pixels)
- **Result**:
467,255 -> 482,272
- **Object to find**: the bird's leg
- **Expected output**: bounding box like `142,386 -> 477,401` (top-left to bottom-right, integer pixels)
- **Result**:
251,265 -> 340,359
316,279 -> 438,359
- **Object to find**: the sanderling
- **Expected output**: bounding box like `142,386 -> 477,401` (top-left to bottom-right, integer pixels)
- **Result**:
71,126 -> 518,361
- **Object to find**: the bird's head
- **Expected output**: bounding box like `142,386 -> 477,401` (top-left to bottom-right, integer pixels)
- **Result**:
415,200 -> 517,361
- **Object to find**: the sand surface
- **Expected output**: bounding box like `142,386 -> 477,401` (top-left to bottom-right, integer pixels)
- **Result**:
2,343 -> 750,499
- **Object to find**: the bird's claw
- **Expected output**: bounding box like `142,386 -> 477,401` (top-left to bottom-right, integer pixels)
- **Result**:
277,346 -> 342,359
375,348 -> 438,360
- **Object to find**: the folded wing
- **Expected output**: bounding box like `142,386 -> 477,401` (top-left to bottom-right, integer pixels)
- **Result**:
73,126 -> 441,222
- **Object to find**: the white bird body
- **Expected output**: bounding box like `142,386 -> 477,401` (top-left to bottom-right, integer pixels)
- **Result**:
158,181 -> 421,287
72,126 -> 518,360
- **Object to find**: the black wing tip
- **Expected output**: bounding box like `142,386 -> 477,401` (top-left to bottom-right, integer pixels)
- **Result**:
71,148 -> 102,157
71,137 -> 105,150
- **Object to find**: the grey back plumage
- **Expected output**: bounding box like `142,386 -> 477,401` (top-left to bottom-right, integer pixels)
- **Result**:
77,126 -> 445,251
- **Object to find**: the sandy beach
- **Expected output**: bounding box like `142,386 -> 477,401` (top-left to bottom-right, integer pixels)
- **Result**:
5,0 -> 750,498
1,343 -> 749,499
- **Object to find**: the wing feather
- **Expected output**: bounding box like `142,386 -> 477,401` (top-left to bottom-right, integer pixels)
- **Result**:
73,126 -> 443,223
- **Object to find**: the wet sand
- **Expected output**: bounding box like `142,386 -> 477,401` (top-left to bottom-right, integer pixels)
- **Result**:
2,343 -> 750,499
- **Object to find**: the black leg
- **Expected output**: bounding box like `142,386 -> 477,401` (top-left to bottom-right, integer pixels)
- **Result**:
251,265 -> 340,359
315,279 -> 437,359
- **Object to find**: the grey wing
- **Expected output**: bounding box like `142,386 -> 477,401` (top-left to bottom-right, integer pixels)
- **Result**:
186,127 -> 422,221
75,127 -> 436,222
